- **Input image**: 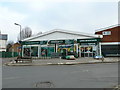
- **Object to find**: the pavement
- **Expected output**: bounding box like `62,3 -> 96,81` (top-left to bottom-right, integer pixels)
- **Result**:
2,57 -> 120,66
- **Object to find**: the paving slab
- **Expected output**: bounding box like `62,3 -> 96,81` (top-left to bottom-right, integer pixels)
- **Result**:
3,57 -> 119,66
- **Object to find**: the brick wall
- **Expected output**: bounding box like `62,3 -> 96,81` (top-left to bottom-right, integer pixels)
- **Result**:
95,26 -> 120,42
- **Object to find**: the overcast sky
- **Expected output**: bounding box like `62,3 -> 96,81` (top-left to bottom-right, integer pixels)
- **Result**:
0,0 -> 118,42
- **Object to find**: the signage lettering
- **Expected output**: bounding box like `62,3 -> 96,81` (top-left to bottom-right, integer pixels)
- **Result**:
49,39 -> 74,44
49,40 -> 65,44
21,41 -> 48,45
77,38 -> 100,43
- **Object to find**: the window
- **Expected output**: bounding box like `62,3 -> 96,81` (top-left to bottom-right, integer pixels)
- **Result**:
102,31 -> 111,35
0,35 -> 7,40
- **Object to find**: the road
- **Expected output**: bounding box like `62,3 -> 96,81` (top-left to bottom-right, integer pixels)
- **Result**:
2,63 -> 118,88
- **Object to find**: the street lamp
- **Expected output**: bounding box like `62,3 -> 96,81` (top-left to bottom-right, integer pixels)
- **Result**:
14,23 -> 22,41
14,23 -> 22,57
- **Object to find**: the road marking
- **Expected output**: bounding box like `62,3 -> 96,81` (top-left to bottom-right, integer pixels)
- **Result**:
70,69 -> 89,74
82,69 -> 89,72
3,77 -> 21,80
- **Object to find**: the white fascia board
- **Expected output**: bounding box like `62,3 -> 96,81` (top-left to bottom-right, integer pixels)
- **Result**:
95,24 -> 119,32
55,29 -> 100,38
101,42 -> 120,45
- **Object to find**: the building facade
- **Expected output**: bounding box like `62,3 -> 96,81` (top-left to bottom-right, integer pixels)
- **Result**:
9,43 -> 21,52
0,31 -> 8,52
9,43 -> 21,56
95,25 -> 120,57
22,29 -> 102,58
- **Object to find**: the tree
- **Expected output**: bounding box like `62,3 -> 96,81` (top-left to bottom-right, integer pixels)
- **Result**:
6,41 -> 14,52
17,26 -> 32,41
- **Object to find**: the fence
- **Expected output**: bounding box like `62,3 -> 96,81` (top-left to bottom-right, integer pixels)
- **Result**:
0,52 -> 22,58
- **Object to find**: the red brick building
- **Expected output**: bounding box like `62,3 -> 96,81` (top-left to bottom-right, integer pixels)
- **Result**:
9,42 -> 21,54
95,25 -> 120,57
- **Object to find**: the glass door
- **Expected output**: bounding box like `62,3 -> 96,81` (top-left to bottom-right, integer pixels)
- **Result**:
80,47 -> 85,57
85,46 -> 93,57
80,46 -> 93,57
31,46 -> 38,57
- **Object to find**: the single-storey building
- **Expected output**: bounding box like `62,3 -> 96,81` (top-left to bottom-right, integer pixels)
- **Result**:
9,42 -> 21,56
22,29 -> 102,58
95,25 -> 120,57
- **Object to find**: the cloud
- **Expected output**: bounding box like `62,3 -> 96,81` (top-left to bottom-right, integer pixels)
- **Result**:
0,1 -> 118,42
0,6 -> 27,42
0,0 -> 119,2
26,1 -> 50,12
0,6 -> 26,22
33,2 -> 117,33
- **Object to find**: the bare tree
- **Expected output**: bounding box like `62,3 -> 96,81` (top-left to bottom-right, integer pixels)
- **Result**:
17,26 -> 32,41
6,41 -> 14,52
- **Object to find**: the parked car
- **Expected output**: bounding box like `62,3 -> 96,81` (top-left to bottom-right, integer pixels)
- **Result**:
66,55 -> 76,60
93,55 -> 104,61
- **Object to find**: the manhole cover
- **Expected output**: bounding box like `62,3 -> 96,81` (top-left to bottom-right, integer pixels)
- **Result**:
112,85 -> 120,90
34,81 -> 55,88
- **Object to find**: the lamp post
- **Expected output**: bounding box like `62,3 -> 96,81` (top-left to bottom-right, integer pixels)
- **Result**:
14,23 -> 21,41
14,23 -> 22,57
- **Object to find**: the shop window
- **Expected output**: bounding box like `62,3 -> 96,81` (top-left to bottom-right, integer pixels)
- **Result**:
58,44 -> 74,53
41,47 -> 54,57
41,47 -> 47,57
23,47 -> 31,56
80,47 -> 85,52
85,47 -> 92,52
31,46 -> 38,57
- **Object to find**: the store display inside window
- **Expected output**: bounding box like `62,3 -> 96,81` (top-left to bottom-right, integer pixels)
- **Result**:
23,48 -> 30,56
85,47 -> 92,52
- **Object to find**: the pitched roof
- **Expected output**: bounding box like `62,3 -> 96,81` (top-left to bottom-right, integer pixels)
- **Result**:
22,29 -> 101,41
95,24 -> 120,33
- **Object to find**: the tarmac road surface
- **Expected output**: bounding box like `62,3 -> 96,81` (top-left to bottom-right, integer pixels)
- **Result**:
2,63 -> 118,88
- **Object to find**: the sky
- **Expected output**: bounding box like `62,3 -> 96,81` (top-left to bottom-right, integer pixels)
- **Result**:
0,0 -> 118,42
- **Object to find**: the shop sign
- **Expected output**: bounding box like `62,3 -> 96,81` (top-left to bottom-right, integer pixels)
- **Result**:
65,40 -> 74,44
77,38 -> 100,43
40,41 -> 48,45
58,44 -> 74,48
49,40 -> 65,44
80,43 -> 97,45
21,41 -> 40,45
49,39 -> 74,44
21,41 -> 48,45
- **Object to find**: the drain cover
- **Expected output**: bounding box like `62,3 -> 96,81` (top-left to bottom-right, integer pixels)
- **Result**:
34,81 -> 55,88
112,85 -> 120,90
